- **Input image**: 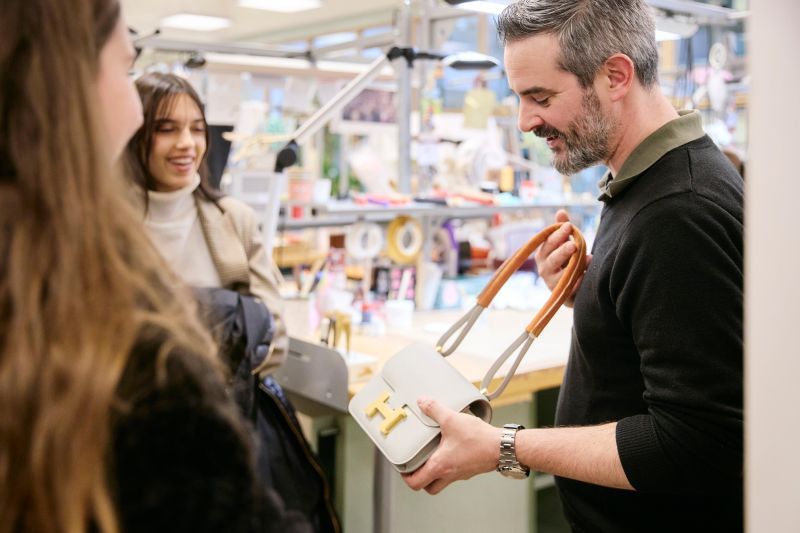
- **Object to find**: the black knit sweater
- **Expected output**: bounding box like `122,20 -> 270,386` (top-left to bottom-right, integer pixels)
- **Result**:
555,135 -> 744,532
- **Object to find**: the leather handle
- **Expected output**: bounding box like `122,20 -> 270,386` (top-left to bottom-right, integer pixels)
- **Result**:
526,224 -> 586,336
436,222 -> 586,359
477,223 -> 586,400
477,223 -> 585,314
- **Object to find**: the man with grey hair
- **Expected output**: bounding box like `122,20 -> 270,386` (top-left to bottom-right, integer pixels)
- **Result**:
403,0 -> 743,531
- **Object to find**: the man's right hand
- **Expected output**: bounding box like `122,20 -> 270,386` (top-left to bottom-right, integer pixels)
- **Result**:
534,210 -> 592,307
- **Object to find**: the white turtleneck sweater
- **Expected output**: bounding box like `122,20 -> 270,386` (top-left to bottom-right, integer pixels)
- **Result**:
144,175 -> 222,288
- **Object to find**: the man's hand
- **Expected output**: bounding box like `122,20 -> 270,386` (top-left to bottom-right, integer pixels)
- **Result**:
534,209 -> 592,307
402,397 -> 501,495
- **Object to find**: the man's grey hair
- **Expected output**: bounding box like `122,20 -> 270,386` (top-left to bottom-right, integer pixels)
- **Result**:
497,0 -> 659,88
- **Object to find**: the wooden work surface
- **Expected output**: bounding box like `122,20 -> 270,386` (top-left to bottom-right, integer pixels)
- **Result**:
283,300 -> 572,406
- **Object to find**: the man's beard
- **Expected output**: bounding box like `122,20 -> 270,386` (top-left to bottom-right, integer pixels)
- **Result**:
535,88 -> 615,175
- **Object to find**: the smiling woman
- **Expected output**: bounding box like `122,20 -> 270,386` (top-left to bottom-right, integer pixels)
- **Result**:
127,73 -> 216,196
126,72 -> 289,375
148,94 -> 208,190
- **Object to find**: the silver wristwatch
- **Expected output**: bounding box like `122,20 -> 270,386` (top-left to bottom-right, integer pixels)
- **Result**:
497,423 -> 530,479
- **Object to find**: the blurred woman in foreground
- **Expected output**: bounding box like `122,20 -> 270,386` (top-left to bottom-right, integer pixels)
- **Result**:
0,1 -> 301,531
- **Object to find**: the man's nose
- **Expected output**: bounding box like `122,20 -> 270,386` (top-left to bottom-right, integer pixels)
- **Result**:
518,113 -> 544,132
518,106 -> 544,133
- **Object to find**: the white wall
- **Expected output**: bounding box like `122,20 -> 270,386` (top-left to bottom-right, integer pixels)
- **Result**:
746,1 -> 800,531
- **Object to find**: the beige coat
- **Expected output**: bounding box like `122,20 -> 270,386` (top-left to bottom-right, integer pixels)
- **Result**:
196,194 -> 288,374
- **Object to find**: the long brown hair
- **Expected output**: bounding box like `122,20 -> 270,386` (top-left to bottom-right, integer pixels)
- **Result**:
126,72 -> 223,207
0,1 -> 219,532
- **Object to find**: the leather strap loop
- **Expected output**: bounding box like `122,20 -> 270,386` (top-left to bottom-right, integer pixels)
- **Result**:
525,223 -> 586,336
477,223 -> 586,327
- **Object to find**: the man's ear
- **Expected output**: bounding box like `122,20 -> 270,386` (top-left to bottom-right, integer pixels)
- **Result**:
601,54 -> 635,102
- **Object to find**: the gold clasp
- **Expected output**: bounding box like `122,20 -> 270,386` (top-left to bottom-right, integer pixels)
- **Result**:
364,390 -> 407,435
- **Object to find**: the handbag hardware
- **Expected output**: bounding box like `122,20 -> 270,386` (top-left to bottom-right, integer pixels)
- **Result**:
349,222 -> 586,472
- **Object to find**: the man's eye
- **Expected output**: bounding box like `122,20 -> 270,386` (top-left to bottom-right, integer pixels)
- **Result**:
534,97 -> 551,106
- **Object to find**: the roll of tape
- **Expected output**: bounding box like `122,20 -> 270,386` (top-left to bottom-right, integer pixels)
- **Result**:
346,222 -> 384,260
386,215 -> 423,265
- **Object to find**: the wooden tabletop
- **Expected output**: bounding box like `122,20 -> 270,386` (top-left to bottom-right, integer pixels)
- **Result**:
284,300 -> 572,406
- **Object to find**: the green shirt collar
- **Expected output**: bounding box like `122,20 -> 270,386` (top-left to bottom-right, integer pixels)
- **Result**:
597,110 -> 705,201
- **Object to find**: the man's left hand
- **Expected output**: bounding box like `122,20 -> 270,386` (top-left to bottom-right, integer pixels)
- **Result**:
402,396 -> 501,495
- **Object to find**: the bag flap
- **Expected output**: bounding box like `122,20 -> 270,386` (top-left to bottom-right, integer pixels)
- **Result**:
347,342 -> 492,468
380,342 -> 487,428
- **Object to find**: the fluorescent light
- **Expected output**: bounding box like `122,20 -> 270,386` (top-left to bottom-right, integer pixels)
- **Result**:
445,0 -> 509,15
656,30 -> 682,41
449,1 -> 508,15
203,52 -> 395,76
238,0 -> 322,13
160,13 -> 232,31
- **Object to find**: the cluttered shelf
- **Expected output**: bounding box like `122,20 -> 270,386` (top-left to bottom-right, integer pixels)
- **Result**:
277,197 -> 599,230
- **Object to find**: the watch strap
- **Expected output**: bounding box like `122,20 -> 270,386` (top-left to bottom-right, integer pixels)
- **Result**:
498,424 -> 530,478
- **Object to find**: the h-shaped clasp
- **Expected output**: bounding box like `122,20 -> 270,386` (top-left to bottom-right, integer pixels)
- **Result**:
364,390 -> 408,436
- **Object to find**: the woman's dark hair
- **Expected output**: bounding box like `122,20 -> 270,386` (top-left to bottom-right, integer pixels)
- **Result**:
127,72 -> 223,206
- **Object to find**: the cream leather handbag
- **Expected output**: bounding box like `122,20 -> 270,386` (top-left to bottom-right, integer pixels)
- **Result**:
348,223 -> 586,473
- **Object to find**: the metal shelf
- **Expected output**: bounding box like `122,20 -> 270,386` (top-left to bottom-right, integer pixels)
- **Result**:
275,199 -> 598,230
